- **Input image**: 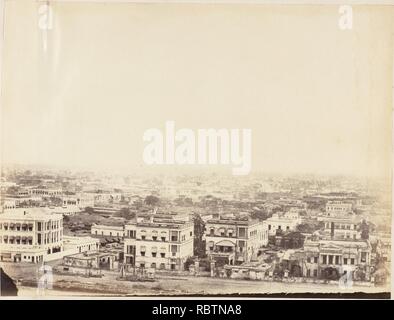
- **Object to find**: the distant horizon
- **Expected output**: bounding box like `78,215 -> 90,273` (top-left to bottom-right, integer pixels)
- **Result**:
1,160 -> 391,181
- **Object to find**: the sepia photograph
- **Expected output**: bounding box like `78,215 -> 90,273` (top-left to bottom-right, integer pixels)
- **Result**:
0,0 -> 393,301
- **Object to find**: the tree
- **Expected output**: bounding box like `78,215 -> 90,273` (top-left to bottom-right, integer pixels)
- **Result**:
85,207 -> 95,214
144,195 -> 160,206
193,213 -> 206,258
116,208 -> 136,220
251,209 -> 269,221
360,219 -> 369,240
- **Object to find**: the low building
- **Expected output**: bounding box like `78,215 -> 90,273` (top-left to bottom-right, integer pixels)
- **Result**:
62,251 -> 117,275
205,213 -> 266,266
63,236 -> 100,254
123,213 -> 194,271
51,205 -> 82,216
0,208 -> 63,263
91,224 -> 125,238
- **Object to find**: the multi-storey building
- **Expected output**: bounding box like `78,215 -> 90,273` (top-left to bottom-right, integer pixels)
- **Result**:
29,187 -> 63,197
325,201 -> 353,217
0,208 -> 63,263
302,238 -> 372,280
263,211 -> 302,237
205,213 -> 266,265
319,216 -> 361,240
123,213 -> 193,271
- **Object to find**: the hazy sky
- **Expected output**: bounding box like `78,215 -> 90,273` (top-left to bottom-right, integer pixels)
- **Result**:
1,1 -> 393,178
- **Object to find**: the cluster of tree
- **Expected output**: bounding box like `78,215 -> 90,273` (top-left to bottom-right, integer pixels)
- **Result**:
296,221 -> 324,234
116,207 -> 136,220
250,209 -> 270,221
193,213 -> 206,258
144,195 -> 160,206
359,219 -> 370,240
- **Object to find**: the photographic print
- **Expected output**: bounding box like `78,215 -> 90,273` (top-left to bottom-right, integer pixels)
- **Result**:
0,0 -> 392,299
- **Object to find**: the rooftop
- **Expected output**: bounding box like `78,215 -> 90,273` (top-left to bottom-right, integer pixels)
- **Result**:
0,207 -> 62,221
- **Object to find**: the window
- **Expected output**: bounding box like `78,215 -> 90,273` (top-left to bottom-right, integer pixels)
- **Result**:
307,257 -> 311,263
322,255 -> 327,264
161,237 -> 166,242
151,263 -> 156,268
171,231 -> 178,242
268,225 -> 271,230
307,269 -> 311,277
361,252 -> 367,263
328,255 -> 333,264
141,236 -> 146,240
239,228 -> 246,237
160,253 -> 165,258
313,270 -> 317,277
335,256 -> 339,265
344,258 -> 348,265
141,251 -> 145,256
152,236 -> 157,241
171,245 -> 178,253
160,263 -> 165,269
314,257 -> 318,264
140,264 -> 145,268
350,258 -> 355,265
210,228 -> 215,236
238,240 -> 245,252
190,231 -> 193,236
152,252 -> 157,257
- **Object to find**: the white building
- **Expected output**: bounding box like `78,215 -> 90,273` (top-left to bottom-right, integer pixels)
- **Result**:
205,213 -> 266,265
91,224 -> 125,238
123,213 -> 194,271
51,205 -> 82,216
263,212 -> 302,236
63,236 -> 100,254
325,201 -> 353,217
0,208 -> 63,263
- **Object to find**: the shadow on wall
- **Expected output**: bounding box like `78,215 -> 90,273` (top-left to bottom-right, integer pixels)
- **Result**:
0,267 -> 18,296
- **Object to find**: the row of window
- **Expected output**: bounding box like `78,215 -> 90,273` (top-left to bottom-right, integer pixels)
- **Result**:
125,230 -> 192,242
1,238 -> 33,245
1,225 -> 33,232
268,225 -> 290,231
95,231 -> 122,237
325,223 -> 354,230
208,226 -> 248,238
321,255 -> 357,265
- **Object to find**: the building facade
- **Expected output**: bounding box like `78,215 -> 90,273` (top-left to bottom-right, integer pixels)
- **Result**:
263,212 -> 302,237
205,214 -> 266,265
91,224 -> 125,238
0,208 -> 63,263
325,201 -> 353,216
123,213 -> 194,271
302,238 -> 372,280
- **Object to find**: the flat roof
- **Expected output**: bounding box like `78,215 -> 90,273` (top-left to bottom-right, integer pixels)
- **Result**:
0,208 -> 63,221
